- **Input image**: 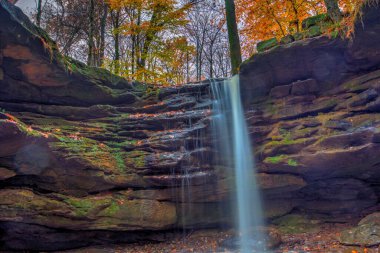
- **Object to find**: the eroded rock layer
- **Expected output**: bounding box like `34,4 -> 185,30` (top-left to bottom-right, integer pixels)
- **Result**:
240,1 -> 380,225
0,0 -> 380,250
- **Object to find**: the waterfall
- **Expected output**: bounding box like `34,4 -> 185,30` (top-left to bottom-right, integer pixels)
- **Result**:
211,76 -> 267,252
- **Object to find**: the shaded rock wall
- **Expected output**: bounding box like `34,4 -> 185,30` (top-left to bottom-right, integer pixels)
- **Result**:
0,0 -> 380,251
0,0 -> 223,250
240,1 -> 380,221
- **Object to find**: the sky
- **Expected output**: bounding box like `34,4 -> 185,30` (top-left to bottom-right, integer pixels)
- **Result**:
16,0 -> 36,15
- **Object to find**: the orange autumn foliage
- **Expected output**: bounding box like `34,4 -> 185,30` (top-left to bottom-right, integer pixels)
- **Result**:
235,0 -> 364,56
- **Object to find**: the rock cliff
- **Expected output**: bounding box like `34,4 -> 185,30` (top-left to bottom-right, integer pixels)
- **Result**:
240,2 -> 380,223
0,0 -> 380,250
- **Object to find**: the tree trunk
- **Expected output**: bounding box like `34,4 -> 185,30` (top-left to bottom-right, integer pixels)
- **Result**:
195,39 -> 200,81
209,42 -> 214,79
137,7 -> 160,80
224,0 -> 242,76
324,0 -> 342,22
111,10 -> 120,75
99,2 -> 108,67
36,0 -> 42,27
87,0 -> 95,66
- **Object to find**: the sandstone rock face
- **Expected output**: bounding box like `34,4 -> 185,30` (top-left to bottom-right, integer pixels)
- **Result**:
239,1 -> 380,224
0,0 -> 380,251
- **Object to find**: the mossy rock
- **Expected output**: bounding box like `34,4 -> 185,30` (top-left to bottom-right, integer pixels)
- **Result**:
293,32 -> 304,41
124,150 -> 150,169
49,137 -> 126,173
273,214 -> 321,234
302,13 -> 328,29
264,155 -> 298,167
340,212 -> 380,247
304,25 -> 322,38
280,35 -> 295,45
0,189 -> 177,230
257,38 -> 278,53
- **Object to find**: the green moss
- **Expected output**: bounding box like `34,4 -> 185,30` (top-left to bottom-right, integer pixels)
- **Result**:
264,155 -> 288,164
257,38 -> 278,53
125,150 -> 148,168
64,198 -> 94,216
101,201 -> 120,216
50,136 -> 127,174
302,13 -> 328,29
266,137 -> 307,148
304,25 -> 322,38
280,35 -> 294,44
287,159 -> 298,166
273,214 -> 321,234
113,152 -> 126,172
266,101 -> 279,115
264,155 -> 298,167
293,32 -> 304,41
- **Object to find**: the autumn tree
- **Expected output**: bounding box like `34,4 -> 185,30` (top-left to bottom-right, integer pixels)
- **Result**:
106,0 -> 193,83
40,0 -> 109,66
235,0 -> 326,55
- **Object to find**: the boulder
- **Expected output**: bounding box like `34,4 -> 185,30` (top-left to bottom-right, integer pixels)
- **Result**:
302,13 -> 328,29
270,84 -> 292,98
280,35 -> 295,45
304,25 -> 322,38
273,214 -> 321,234
257,38 -> 279,53
340,212 -> 380,247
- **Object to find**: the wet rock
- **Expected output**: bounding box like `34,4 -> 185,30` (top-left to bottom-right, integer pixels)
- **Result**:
366,97 -> 380,112
324,119 -> 352,131
348,88 -> 378,107
340,212 -> 380,247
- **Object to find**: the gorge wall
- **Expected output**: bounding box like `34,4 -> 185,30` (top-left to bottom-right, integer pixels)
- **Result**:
0,0 -> 379,250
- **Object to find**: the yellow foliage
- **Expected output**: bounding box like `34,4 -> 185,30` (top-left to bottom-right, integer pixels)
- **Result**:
106,0 -> 192,85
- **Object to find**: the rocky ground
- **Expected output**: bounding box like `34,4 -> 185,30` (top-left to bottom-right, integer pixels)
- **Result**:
57,224 -> 379,253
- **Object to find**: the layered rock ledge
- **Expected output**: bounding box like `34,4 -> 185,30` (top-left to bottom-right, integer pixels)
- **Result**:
1,0 -> 380,250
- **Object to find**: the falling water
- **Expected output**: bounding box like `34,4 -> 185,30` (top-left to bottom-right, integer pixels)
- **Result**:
211,75 -> 267,252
